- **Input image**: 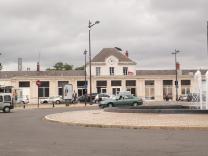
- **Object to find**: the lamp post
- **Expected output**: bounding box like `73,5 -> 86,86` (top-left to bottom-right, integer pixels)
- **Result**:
171,49 -> 180,101
83,49 -> 87,106
88,20 -> 100,105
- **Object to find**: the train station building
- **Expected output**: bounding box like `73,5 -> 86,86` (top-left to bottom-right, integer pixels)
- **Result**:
0,47 -> 206,103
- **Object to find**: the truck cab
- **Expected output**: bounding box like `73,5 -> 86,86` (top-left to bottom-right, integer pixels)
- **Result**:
0,93 -> 14,113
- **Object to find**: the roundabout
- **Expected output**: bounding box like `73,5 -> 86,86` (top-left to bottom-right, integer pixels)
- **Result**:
45,105 -> 208,130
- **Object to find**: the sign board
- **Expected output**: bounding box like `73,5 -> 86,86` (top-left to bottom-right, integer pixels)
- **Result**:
63,84 -> 73,100
36,80 -> 41,87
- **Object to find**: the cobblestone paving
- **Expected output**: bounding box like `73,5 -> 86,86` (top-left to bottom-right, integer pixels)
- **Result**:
45,109 -> 208,129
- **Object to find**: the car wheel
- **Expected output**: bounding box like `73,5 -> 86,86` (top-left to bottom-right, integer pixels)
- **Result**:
133,102 -> 138,107
108,103 -> 113,108
3,107 -> 10,113
43,101 -> 48,104
56,100 -> 61,104
21,101 -> 25,104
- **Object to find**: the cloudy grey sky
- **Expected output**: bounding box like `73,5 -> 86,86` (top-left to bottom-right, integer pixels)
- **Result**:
0,0 -> 207,71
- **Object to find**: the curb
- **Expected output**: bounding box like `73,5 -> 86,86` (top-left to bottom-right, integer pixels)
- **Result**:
15,104 -> 96,110
44,115 -> 208,131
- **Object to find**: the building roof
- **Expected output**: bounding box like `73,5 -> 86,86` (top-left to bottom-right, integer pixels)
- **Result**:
0,70 -> 85,79
0,69 -> 207,79
91,48 -> 136,64
136,70 -> 207,76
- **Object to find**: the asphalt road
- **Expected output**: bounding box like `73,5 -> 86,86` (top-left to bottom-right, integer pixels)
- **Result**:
0,107 -> 208,156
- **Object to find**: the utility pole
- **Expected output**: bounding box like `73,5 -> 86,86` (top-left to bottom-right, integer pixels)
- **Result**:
171,49 -> 180,101
88,20 -> 100,105
83,49 -> 87,106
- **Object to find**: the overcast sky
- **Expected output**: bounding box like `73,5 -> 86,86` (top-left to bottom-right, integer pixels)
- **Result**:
0,0 -> 207,71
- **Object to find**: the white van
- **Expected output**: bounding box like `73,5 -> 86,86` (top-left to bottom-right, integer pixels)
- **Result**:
0,93 -> 14,113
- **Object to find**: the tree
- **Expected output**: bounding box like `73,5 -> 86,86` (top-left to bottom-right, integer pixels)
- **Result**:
46,62 -> 73,71
75,65 -> 84,70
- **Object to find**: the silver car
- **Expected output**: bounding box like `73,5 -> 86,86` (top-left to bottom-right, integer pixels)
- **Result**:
16,96 -> 29,104
0,93 -> 14,113
40,96 -> 63,104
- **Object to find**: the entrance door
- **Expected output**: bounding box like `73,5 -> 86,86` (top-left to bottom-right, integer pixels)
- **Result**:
126,88 -> 136,96
101,88 -> 107,93
78,88 -> 87,96
112,88 -> 120,95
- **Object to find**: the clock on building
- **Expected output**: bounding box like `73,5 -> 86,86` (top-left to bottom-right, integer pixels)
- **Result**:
107,57 -> 116,65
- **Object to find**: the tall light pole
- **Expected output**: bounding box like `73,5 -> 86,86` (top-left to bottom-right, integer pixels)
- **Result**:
171,49 -> 180,101
88,20 -> 100,105
83,49 -> 87,106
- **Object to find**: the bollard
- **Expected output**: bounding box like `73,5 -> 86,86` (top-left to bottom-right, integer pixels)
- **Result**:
53,101 -> 55,108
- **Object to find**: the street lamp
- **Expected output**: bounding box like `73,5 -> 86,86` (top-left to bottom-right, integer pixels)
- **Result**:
171,49 -> 180,101
83,49 -> 87,106
88,20 -> 100,105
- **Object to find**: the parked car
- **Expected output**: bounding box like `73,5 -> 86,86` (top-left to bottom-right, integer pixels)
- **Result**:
40,96 -> 63,104
178,93 -> 206,102
16,96 -> 29,104
77,93 -> 97,103
99,94 -> 143,108
94,93 -> 110,103
178,95 -> 189,101
0,93 -> 14,113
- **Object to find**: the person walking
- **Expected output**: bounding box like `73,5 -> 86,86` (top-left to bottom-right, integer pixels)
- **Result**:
72,91 -> 77,103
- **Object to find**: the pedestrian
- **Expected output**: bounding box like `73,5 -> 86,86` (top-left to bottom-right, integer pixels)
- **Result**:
72,91 -> 77,103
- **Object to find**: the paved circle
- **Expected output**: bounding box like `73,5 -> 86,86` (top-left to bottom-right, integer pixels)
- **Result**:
45,109 -> 208,130
1,107 -> 208,156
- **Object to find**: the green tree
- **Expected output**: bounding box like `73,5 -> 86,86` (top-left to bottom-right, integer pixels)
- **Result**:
46,62 -> 73,71
75,65 -> 84,70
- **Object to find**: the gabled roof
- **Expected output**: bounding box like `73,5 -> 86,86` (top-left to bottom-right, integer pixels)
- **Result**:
91,48 -> 136,64
0,70 -> 85,79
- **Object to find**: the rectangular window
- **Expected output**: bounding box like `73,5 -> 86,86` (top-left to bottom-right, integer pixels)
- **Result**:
96,81 -> 107,87
163,80 -> 173,85
58,81 -> 68,96
96,67 -> 101,76
0,96 -> 3,102
19,81 -> 30,87
111,80 -> 121,86
4,95 -> 11,102
163,80 -> 173,100
123,67 -> 128,75
181,80 -> 191,95
109,67 -> 114,76
181,80 -> 191,85
39,81 -> 50,97
145,80 -> 155,100
96,81 -> 107,94
126,80 -> 136,86
77,81 -> 87,87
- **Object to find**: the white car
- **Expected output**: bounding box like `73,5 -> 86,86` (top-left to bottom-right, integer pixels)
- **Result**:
40,96 -> 63,104
95,93 -> 110,103
16,96 -> 29,104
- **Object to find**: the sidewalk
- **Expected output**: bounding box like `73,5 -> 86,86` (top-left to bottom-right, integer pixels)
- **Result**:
45,109 -> 208,130
14,103 -> 94,110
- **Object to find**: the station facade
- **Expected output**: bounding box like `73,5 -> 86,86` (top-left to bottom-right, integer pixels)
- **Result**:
0,48 -> 206,103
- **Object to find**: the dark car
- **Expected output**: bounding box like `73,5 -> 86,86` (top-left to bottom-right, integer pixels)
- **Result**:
77,93 -> 97,103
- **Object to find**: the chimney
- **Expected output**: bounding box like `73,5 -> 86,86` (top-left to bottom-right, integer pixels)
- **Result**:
37,62 -> 40,71
124,50 -> 129,57
18,58 -> 22,71
176,62 -> 180,70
